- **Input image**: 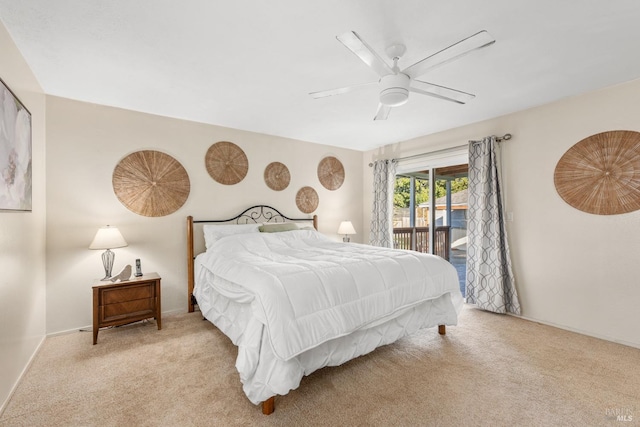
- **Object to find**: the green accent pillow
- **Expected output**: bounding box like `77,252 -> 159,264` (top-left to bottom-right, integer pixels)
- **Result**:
258,223 -> 299,233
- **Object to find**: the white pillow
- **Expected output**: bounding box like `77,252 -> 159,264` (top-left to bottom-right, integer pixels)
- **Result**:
203,223 -> 260,249
291,222 -> 315,230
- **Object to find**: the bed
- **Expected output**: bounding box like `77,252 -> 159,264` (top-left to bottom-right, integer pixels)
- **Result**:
186,205 -> 463,415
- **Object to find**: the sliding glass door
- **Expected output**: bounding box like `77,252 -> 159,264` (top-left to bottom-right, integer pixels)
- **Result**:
393,163 -> 468,296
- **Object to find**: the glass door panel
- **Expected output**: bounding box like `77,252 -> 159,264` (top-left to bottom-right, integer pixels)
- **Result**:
393,164 -> 468,297
435,164 -> 468,296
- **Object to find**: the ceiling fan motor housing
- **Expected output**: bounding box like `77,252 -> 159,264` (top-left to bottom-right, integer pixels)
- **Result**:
380,73 -> 410,106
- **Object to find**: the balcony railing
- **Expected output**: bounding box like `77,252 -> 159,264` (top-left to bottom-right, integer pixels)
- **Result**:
392,226 -> 451,260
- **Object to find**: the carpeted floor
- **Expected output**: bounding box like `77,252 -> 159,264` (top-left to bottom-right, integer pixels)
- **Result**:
1,305 -> 638,426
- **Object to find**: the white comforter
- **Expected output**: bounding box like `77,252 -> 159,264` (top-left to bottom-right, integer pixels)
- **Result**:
195,230 -> 463,364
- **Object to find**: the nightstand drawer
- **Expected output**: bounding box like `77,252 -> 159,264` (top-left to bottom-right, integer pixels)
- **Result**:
103,298 -> 155,320
102,283 -> 153,304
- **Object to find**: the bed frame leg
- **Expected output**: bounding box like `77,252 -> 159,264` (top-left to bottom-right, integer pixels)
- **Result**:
438,325 -> 446,335
262,396 -> 275,415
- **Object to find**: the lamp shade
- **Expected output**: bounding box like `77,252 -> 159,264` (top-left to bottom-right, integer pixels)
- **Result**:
89,225 -> 128,250
337,221 -> 356,236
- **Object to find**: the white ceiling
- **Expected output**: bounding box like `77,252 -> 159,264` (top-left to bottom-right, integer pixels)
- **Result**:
1,1 -> 640,151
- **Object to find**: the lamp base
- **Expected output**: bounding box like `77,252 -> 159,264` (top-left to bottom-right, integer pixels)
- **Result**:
343,236 -> 351,243
100,249 -> 115,280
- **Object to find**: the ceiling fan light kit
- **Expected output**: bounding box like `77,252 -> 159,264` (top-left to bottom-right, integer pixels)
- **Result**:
379,73 -> 410,106
310,30 -> 495,120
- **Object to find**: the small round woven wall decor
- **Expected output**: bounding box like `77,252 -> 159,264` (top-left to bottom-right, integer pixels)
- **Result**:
112,150 -> 190,217
296,186 -> 319,213
264,162 -> 290,191
317,156 -> 345,190
554,130 -> 640,215
205,141 -> 248,185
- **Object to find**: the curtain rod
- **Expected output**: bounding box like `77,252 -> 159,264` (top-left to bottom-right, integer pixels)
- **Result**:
368,133 -> 512,167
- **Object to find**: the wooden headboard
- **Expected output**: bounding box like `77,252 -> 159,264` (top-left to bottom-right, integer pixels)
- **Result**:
186,205 -> 318,312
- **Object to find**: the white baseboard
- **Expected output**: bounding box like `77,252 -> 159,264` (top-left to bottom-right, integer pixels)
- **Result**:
46,307 -> 187,337
0,335 -> 46,417
508,312 -> 640,350
47,325 -> 93,338
161,308 -> 184,317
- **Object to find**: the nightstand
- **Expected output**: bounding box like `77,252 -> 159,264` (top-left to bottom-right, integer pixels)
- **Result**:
92,272 -> 162,344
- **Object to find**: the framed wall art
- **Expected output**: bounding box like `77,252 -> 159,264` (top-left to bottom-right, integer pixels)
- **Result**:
0,77 -> 32,211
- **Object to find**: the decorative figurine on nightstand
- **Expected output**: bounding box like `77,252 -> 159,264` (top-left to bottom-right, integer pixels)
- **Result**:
135,259 -> 143,277
110,264 -> 132,282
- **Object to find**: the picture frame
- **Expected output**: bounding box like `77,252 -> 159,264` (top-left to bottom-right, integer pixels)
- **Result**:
0,76 -> 32,211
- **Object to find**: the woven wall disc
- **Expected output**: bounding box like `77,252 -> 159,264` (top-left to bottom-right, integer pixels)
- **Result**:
205,141 -> 248,185
264,162 -> 290,191
554,130 -> 640,215
317,156 -> 345,190
113,150 -> 190,217
296,186 -> 319,213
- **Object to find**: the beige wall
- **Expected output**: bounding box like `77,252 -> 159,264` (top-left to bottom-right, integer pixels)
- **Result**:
45,96 -> 363,334
0,24 -> 47,410
364,78 -> 640,349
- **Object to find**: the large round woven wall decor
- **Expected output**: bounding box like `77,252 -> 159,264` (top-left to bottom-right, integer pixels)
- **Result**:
296,186 -> 319,213
554,130 -> 640,215
205,141 -> 248,185
317,156 -> 345,190
264,162 -> 290,191
112,150 -> 190,217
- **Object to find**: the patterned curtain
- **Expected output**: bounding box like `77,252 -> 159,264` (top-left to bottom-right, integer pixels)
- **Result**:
466,137 -> 521,314
370,159 -> 397,247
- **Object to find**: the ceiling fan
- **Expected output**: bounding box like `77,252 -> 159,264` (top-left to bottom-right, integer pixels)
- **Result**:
310,30 -> 495,120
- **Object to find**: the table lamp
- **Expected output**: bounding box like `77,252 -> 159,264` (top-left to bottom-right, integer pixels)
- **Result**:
337,221 -> 356,242
89,225 -> 128,280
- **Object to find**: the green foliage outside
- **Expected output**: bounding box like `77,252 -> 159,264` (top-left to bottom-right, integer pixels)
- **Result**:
394,176 -> 468,208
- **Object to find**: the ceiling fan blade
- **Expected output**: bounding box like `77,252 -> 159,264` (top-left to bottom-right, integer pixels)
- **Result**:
309,81 -> 376,99
374,103 -> 392,121
337,31 -> 393,77
410,80 -> 475,104
402,30 -> 495,79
